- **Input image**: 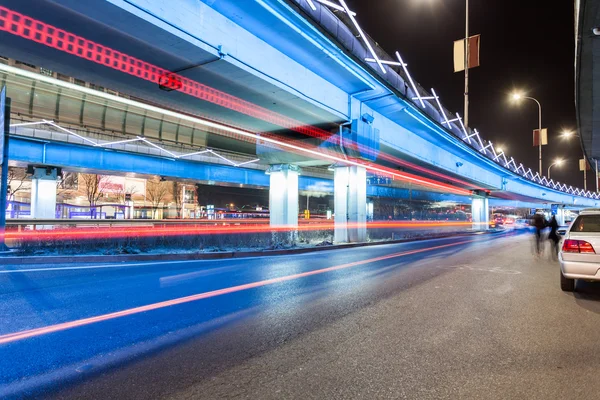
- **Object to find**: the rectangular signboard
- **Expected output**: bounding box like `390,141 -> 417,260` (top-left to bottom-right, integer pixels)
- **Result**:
0,86 -> 5,166
453,34 -> 481,72
533,128 -> 548,146
579,159 -> 591,171
551,204 -> 558,215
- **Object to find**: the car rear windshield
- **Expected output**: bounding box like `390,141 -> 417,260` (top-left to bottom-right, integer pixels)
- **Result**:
571,215 -> 600,232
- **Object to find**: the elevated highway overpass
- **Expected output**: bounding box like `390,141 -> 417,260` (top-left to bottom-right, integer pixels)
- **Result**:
0,0 -> 596,241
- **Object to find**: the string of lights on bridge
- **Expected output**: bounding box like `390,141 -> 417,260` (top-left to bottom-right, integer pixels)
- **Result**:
305,0 -> 597,200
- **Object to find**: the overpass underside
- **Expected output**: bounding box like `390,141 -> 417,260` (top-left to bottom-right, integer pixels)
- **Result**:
0,0 -> 592,241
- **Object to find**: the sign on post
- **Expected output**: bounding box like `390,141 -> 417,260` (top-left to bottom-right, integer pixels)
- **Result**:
533,129 -> 548,146
579,159 -> 591,171
453,35 -> 481,72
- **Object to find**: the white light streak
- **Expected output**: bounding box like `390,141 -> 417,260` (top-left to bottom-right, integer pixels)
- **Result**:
395,51 -> 424,107
235,158 -> 260,167
94,138 -> 143,147
431,89 -> 450,127
456,114 -> 470,144
11,121 -> 51,127
137,137 -> 179,158
177,150 -> 211,158
45,120 -> 97,146
338,0 -> 386,74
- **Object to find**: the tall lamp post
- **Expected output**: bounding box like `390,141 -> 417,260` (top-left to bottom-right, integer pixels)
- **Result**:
511,93 -> 543,176
464,0 -> 470,128
561,130 -> 591,191
547,158 -> 564,180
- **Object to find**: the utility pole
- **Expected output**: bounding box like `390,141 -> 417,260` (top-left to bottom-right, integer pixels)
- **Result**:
594,159 -> 600,193
584,154 -> 587,191
538,107 -> 542,177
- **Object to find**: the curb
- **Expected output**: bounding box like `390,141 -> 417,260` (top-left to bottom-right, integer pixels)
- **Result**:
0,230 -> 507,265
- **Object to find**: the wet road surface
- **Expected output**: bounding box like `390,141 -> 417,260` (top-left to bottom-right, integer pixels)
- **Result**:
2,231 -> 600,399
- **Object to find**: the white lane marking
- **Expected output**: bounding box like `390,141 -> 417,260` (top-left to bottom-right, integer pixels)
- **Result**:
160,265 -> 241,287
438,264 -> 521,275
0,259 -> 232,274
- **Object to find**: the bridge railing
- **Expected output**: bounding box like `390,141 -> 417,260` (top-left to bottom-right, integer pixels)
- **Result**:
293,0 -> 599,200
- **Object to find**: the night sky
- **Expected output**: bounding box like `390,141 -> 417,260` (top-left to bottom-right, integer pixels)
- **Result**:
347,0 -> 588,189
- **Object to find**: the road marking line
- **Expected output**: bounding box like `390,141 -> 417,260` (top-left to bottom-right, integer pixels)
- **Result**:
0,239 -> 477,345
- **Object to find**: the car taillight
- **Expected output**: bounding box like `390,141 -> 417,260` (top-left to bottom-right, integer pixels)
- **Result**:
579,241 -> 596,253
562,239 -> 596,253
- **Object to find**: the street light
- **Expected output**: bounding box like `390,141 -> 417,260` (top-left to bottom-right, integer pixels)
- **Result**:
561,130 -> 577,139
547,158 -> 564,180
511,91 -> 543,176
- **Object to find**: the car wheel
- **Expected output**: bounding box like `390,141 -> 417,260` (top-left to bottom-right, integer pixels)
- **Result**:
560,270 -> 575,292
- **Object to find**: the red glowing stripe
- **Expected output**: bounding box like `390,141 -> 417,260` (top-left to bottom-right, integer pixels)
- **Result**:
0,238 -> 475,345
0,6 -> 333,142
0,6 -> 483,193
5,221 -> 480,242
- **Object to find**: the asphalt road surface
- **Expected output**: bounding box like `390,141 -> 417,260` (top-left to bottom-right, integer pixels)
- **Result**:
2,230 -> 600,399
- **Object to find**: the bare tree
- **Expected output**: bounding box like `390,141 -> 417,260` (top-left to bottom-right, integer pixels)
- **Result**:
146,178 -> 170,219
80,173 -> 112,218
57,171 -> 79,203
115,184 -> 138,205
172,181 -> 183,218
7,167 -> 29,200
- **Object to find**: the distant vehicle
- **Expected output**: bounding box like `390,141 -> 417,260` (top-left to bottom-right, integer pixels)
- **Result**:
515,218 -> 530,229
239,205 -> 269,218
559,209 -> 600,291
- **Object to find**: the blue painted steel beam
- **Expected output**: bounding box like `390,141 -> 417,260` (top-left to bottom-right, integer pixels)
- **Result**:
10,136 -> 270,187
9,136 -> 472,203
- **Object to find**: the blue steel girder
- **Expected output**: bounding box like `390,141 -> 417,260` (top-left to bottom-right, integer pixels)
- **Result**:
10,136 -> 474,203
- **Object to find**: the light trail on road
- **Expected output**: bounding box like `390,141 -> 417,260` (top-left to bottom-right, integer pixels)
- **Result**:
0,238 -> 477,345
5,220 -> 480,242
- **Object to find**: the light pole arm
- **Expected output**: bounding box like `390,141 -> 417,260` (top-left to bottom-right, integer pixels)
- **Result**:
524,96 -> 542,129
523,96 -> 543,176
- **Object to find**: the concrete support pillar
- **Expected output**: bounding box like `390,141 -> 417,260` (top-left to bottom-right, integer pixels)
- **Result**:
31,167 -> 59,219
268,164 -> 300,227
555,206 -> 566,226
334,165 -> 367,243
471,196 -> 489,230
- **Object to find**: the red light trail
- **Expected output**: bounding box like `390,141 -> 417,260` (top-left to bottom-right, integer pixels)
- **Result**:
5,221 -> 479,243
0,6 -> 332,142
0,238 -> 477,345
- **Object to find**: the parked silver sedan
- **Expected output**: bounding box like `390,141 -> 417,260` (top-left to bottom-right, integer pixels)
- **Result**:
559,210 -> 600,291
